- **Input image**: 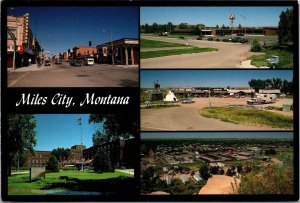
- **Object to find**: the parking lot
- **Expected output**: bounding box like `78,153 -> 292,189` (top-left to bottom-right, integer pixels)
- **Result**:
7,62 -> 139,87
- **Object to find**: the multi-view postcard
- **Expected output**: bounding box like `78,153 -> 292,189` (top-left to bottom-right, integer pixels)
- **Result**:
7,7 -> 139,87
140,6 -> 294,69
141,70 -> 293,131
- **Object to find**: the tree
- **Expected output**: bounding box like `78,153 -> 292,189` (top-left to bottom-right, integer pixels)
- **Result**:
210,166 -> 219,175
92,131 -> 107,145
51,148 -> 71,163
89,113 -> 138,142
199,164 -> 210,180
7,114 -> 37,176
179,23 -> 188,29
93,149 -> 111,173
248,79 -> 265,92
216,24 -> 219,29
278,8 -> 293,45
46,155 -> 60,172
250,39 -> 262,52
167,22 -> 174,33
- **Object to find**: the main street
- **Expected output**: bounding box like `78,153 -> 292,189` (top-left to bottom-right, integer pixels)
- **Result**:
8,62 -> 139,87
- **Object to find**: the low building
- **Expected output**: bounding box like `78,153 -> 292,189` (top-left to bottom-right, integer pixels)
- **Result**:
96,38 -> 139,65
259,89 -> 281,94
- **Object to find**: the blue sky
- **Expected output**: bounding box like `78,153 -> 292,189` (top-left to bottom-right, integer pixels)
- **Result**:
8,7 -> 139,55
141,7 -> 292,27
141,132 -> 293,139
33,114 -> 101,151
140,70 -> 293,88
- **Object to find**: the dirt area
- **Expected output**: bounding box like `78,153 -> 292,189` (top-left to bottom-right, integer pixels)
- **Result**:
141,97 -> 293,131
199,175 -> 240,195
149,191 -> 170,195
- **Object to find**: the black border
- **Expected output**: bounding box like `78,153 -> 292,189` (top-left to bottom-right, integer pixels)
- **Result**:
1,0 -> 299,201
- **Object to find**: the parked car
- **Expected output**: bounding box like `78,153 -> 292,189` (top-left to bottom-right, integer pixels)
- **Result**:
181,99 -> 195,104
73,60 -> 82,67
44,60 -> 51,66
55,59 -> 62,64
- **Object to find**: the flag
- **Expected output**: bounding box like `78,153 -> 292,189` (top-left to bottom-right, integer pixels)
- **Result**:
77,118 -> 82,125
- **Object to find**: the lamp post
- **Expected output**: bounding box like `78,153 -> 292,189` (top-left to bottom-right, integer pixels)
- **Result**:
77,118 -> 84,171
102,29 -> 115,66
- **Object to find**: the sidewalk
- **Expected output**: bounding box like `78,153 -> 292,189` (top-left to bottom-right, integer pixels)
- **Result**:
7,64 -> 54,72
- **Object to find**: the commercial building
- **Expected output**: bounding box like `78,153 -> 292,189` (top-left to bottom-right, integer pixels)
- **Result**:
96,38 -> 139,66
72,46 -> 97,60
7,14 -> 41,68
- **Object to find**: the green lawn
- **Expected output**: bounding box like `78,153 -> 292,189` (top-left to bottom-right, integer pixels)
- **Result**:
249,49 -> 293,69
141,39 -> 189,48
8,170 -> 134,195
199,107 -> 293,129
141,47 -> 218,59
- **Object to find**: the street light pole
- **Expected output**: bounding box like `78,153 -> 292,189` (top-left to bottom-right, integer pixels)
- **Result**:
102,29 -> 115,66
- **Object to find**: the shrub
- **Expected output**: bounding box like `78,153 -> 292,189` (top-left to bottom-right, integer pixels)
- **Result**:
222,39 -> 230,42
46,155 -> 60,172
237,33 -> 244,36
207,37 -> 213,41
232,37 -> 242,43
216,38 -> 220,41
93,149 -> 112,173
251,39 -> 262,52
179,36 -> 185,39
196,37 -> 202,40
239,38 -> 248,44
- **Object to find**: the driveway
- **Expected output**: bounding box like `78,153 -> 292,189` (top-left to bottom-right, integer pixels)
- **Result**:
141,36 -> 253,69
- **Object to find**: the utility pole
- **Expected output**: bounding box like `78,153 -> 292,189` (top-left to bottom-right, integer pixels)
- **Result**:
102,29 -> 115,66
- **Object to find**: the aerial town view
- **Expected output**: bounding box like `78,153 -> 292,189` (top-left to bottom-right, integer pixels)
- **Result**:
140,7 -> 294,68
141,132 -> 294,195
6,114 -> 137,196
141,70 -> 293,131
7,7 -> 139,87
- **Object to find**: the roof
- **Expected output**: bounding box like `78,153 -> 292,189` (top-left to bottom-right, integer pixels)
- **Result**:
227,89 -> 255,94
259,89 -> 281,94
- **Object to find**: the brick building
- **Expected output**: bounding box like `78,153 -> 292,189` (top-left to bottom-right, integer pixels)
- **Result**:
24,151 -> 51,167
83,138 -> 136,169
7,13 -> 41,68
96,38 -> 139,66
70,145 -> 86,163
72,46 -> 97,59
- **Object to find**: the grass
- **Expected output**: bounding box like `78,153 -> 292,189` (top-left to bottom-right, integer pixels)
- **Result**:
249,49 -> 293,69
141,39 -> 189,48
141,47 -> 218,59
141,104 -> 180,109
199,107 -> 293,129
8,170 -> 134,195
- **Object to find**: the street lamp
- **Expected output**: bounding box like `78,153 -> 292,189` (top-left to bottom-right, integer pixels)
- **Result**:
102,29 -> 115,66
77,118 -> 84,171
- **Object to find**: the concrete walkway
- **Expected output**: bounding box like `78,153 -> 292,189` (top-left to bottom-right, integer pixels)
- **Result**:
7,64 -> 54,72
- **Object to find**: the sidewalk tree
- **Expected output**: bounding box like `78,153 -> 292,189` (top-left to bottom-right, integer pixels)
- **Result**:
7,114 -> 37,176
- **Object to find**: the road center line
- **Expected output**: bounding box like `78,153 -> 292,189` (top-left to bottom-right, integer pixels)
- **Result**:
9,72 -> 31,87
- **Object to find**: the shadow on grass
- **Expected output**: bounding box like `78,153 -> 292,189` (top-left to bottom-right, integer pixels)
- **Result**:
41,176 -> 136,194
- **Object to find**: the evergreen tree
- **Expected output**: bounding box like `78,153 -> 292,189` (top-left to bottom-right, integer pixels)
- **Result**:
46,155 -> 60,172
93,149 -> 111,173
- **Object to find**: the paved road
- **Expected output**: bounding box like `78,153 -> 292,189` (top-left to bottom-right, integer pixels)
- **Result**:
8,63 -> 139,87
141,106 -> 286,131
141,36 -> 253,69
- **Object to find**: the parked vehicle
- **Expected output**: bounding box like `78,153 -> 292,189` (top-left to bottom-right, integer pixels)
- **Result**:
55,59 -> 62,64
247,94 -> 276,105
181,99 -> 195,104
44,60 -> 51,66
84,58 -> 94,66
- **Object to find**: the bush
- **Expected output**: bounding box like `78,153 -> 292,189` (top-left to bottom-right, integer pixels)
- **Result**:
93,149 -> 112,173
222,39 -> 230,42
46,155 -> 60,172
237,33 -> 244,36
251,39 -> 262,52
216,38 -> 220,42
207,37 -> 213,41
178,36 -> 185,39
239,38 -> 248,44
232,37 -> 242,43
196,37 -> 202,40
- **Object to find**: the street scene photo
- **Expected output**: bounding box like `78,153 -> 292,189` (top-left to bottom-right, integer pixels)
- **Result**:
6,114 -> 138,195
7,7 -> 139,87
141,132 -> 294,195
140,7 -> 294,69
141,70 -> 293,131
